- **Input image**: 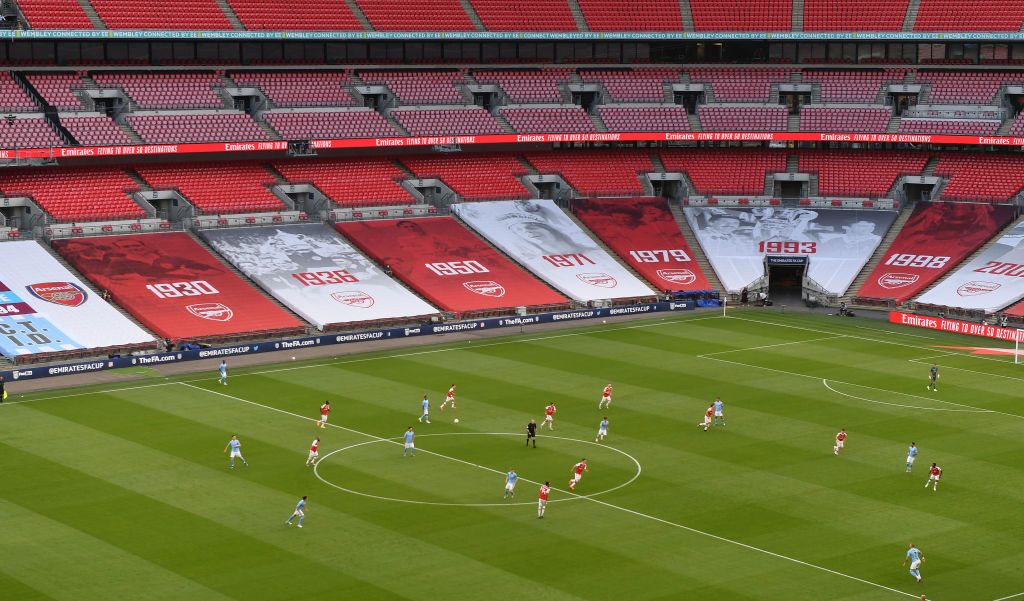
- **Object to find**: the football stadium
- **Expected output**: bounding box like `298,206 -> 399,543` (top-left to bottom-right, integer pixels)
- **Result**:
1,2 -> 1024,600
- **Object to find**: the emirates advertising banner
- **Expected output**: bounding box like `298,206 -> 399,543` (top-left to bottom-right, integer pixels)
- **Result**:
0,241 -> 153,358
684,207 -> 896,295
450,199 -> 655,301
916,220 -> 1024,312
200,224 -> 438,329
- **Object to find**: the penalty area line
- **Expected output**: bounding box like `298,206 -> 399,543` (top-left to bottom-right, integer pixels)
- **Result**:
183,382 -> 918,600
992,592 -> 1024,601
822,379 -> 991,413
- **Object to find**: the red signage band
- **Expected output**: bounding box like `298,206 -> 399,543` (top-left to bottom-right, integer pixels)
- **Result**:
4,131 -> 1024,162
889,311 -> 1024,342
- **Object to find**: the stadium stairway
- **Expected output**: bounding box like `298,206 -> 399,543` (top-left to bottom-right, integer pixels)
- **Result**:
567,0 -> 589,31
678,0 -> 695,31
214,0 -> 245,30
843,202 -> 916,306
902,0 -> 921,31
792,0 -> 803,32
458,0 -> 486,30
343,0 -> 374,30
667,202 -> 725,294
77,0 -> 106,28
561,205 -> 658,295
908,212 -> 1024,308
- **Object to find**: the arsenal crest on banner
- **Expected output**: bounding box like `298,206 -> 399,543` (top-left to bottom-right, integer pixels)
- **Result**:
332,290 -> 375,308
26,282 -> 88,307
956,281 -> 1001,297
877,273 -> 920,290
577,273 -> 618,288
657,269 -> 697,285
187,302 -> 234,322
463,280 -> 506,298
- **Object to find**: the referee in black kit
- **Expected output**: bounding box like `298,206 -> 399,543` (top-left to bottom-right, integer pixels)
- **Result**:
526,418 -> 537,447
0,374 -> 6,403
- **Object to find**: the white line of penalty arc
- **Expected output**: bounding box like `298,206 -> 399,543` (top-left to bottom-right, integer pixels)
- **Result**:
182,382 -> 921,600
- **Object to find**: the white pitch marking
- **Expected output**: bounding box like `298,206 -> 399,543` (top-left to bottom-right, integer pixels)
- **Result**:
312,432 -> 642,507
907,358 -> 1024,383
822,379 -> 991,413
185,382 -> 918,600
992,592 -> 1024,601
698,335 -> 846,358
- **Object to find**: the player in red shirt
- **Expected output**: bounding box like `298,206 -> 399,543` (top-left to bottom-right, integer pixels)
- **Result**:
599,383 -> 613,409
440,384 -> 456,412
834,429 -> 847,455
537,481 -> 551,519
305,436 -> 320,467
925,463 -> 942,491
317,401 -> 330,429
569,458 -> 587,491
698,404 -> 713,431
543,402 -> 557,430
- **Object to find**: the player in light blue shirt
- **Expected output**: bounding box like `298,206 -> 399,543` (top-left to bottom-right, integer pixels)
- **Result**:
713,397 -> 725,426
417,394 -> 430,423
903,543 -> 924,582
285,496 -> 307,528
218,360 -> 228,386
403,427 -> 415,456
504,469 -> 518,498
223,434 -> 247,469
595,417 -> 609,442
906,442 -> 918,472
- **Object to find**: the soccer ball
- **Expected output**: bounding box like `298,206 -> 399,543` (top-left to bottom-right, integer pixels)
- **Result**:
291,357 -> 296,361
453,418 -> 460,424
315,420 -> 322,428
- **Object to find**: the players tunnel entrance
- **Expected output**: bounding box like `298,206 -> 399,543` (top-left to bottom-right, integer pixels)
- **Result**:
765,255 -> 807,306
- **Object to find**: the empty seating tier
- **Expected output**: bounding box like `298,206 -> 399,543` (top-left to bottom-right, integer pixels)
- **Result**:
469,0 -> 578,31
689,68 -> 792,102
400,154 -> 530,200
126,113 -> 270,144
915,0 -> 1024,31
473,70 -> 569,103
898,119 -> 1001,136
229,71 -> 355,107
596,106 -> 690,132
804,0 -> 909,31
354,0 -> 475,30
0,72 -> 40,112
575,0 -> 683,31
802,70 -> 904,102
92,72 -> 225,110
525,150 -> 652,196
798,151 -> 928,197
579,68 -> 679,102
274,158 -> 414,207
660,149 -> 786,196
935,154 -> 1024,203
917,71 -> 1024,104
25,73 -> 87,111
16,0 -> 95,28
135,163 -> 285,214
264,110 -> 398,140
698,105 -> 787,132
89,0 -> 234,29
0,117 -> 63,148
227,0 -> 363,30
391,107 -> 504,137
799,106 -> 891,133
500,106 -> 595,134
0,167 -> 145,221
359,70 -> 466,105
689,0 -> 792,31
60,115 -> 135,146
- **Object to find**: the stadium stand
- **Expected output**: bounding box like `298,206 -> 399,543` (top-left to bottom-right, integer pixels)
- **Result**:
226,0 -> 363,30
698,105 -> 787,132
472,69 -> 569,103
934,154 -> 1024,202
134,163 -> 286,214
575,0 -> 683,31
60,115 -> 136,146
274,158 -> 415,207
468,0 -> 578,31
264,109 -> 399,140
0,167 -> 146,221
688,0 -> 792,31
661,149 -> 787,196
16,0 -> 95,29
337,217 -> 568,316
91,72 -> 225,110
25,73 -> 87,111
898,118 -> 1001,136
596,105 -> 691,132
228,71 -> 356,107
0,72 -> 40,112
856,202 -> 1018,303
804,0 -> 910,31
525,150 -> 652,196
799,106 -> 892,133
1007,116 -> 1024,137
579,69 -> 679,102
798,151 -> 929,198
573,197 -> 712,291
88,0 -> 234,29
52,233 -> 304,342
914,0 -> 1024,31
916,71 -> 1024,104
688,69 -> 791,102
0,117 -> 64,148
400,155 -> 530,200
354,0 -> 476,31
802,70 -> 904,102
499,106 -> 595,133
125,112 -> 270,144
391,106 -> 504,136
359,70 -> 466,105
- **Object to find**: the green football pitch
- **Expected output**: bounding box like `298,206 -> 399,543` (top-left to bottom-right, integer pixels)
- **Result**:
2,309 -> 1022,601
